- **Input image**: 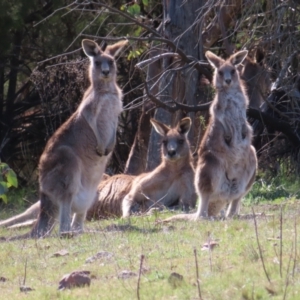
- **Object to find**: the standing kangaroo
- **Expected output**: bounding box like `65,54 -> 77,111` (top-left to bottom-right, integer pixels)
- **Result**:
22,39 -> 127,238
0,119 -> 196,231
122,117 -> 197,217
164,50 -> 257,222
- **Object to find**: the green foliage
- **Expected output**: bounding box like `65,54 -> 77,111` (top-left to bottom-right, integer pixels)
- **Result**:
0,162 -> 18,203
127,47 -> 146,60
121,3 -> 142,16
244,175 -> 300,205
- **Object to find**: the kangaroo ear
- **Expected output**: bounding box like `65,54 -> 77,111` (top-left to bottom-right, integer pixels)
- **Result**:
177,117 -> 191,135
150,119 -> 170,136
230,50 -> 248,66
105,40 -> 128,57
205,51 -> 224,69
82,39 -> 101,57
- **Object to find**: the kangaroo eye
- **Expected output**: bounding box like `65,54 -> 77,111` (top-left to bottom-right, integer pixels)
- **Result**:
218,70 -> 223,76
95,61 -> 101,67
108,60 -> 114,66
231,69 -> 235,75
177,139 -> 184,145
162,140 -> 167,146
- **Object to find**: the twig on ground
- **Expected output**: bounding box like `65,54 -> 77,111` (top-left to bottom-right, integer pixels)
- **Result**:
280,205 -> 283,278
252,207 -> 271,283
283,242 -> 294,300
137,254 -> 144,300
193,248 -> 202,300
207,231 -> 213,272
23,258 -> 27,286
292,216 -> 297,277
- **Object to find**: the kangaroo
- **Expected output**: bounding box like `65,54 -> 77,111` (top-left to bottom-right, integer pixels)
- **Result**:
122,117 -> 197,217
240,49 -> 271,109
1,119 -> 196,231
163,50 -> 257,222
0,174 -> 130,229
7,39 -> 127,238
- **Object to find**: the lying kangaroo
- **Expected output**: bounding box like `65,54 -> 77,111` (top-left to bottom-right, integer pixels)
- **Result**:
164,50 -> 257,222
0,119 -> 196,230
8,39 -> 127,238
122,117 -> 197,217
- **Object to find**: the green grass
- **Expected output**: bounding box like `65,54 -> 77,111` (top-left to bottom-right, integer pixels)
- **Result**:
0,201 -> 299,299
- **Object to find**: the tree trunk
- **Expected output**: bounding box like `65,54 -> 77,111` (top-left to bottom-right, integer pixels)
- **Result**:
146,0 -> 204,171
124,49 -> 161,175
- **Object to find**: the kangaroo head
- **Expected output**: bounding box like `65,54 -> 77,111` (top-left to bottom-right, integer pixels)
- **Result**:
205,50 -> 248,90
82,39 -> 128,83
150,117 -> 191,161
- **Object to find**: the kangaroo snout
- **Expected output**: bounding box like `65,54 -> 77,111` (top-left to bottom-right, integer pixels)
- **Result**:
225,79 -> 231,85
102,69 -> 109,76
167,149 -> 176,157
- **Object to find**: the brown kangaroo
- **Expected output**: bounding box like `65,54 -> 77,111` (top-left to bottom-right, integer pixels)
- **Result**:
122,117 -> 197,217
7,39 -> 128,238
0,119 -> 196,230
164,50 -> 257,222
240,49 -> 271,109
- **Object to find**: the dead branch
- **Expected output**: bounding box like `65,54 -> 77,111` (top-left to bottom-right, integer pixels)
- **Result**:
247,107 -> 300,146
144,82 -> 211,113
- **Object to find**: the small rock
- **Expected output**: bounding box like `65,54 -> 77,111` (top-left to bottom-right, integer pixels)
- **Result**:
201,241 -> 219,251
58,270 -> 91,290
85,251 -> 113,263
168,272 -> 184,288
52,249 -> 69,257
20,286 -> 34,292
0,276 -> 8,282
117,270 -> 137,279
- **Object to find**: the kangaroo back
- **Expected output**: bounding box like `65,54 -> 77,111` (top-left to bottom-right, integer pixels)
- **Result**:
86,174 -> 134,220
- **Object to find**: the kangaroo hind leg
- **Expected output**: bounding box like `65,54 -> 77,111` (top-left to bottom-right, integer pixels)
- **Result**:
30,193 -> 57,238
226,198 -> 241,218
71,212 -> 86,233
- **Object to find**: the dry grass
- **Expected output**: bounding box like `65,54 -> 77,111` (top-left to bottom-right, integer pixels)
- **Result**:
0,201 -> 299,300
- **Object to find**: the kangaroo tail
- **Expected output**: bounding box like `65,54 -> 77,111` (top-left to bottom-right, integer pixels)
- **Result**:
0,201 -> 40,228
3,194 -> 56,241
159,213 -> 198,223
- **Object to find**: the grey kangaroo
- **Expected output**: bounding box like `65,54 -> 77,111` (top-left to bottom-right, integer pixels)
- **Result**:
17,39 -> 127,238
164,50 -> 257,222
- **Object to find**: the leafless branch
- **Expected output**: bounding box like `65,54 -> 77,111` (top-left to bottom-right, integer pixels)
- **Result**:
144,82 -> 211,113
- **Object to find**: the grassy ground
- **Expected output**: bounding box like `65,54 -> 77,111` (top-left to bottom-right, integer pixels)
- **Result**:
0,198 -> 299,300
